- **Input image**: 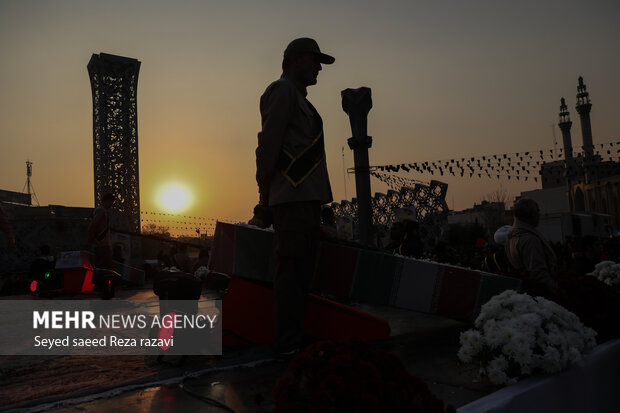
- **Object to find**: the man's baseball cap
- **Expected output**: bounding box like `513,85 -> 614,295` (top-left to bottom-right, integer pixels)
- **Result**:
284,38 -> 335,64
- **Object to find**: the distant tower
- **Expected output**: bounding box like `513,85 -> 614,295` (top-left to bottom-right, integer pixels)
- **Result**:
87,53 -> 141,233
22,160 -> 39,206
558,97 -> 573,162
575,76 -> 594,158
558,98 -> 575,211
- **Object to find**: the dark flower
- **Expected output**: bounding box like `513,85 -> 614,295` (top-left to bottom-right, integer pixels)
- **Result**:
274,401 -> 298,413
307,393 -> 331,413
319,374 -> 345,398
272,340 -> 453,413
358,394 -> 380,413
273,373 -> 301,402
253,392 -> 264,406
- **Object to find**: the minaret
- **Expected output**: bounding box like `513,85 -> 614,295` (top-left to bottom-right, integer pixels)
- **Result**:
558,98 -> 574,211
558,97 -> 573,162
575,76 -> 594,158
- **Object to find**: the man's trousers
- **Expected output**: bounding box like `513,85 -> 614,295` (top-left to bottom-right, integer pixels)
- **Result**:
271,201 -> 321,353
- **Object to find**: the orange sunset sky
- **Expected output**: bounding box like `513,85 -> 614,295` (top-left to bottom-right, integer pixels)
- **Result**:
1,0 -> 619,233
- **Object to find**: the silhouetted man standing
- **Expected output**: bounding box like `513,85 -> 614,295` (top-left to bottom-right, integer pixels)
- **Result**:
256,38 -> 334,356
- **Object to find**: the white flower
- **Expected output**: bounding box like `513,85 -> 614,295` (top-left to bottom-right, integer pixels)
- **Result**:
457,345 -> 474,363
460,330 -> 484,353
567,347 -> 582,364
588,260 -> 620,286
486,355 -> 510,384
458,290 -> 598,386
513,345 -> 533,366
194,266 -> 209,279
487,367 -> 509,385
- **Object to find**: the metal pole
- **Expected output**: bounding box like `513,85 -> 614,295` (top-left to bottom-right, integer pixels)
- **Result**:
341,87 -> 373,245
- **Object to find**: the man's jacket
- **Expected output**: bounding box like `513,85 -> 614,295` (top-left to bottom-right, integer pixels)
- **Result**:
506,219 -> 558,292
256,75 -> 332,207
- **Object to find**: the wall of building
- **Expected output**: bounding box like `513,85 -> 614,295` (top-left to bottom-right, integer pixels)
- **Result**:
572,176 -> 620,228
521,186 -> 570,215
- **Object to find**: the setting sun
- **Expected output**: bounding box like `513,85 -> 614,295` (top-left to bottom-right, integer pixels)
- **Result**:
157,183 -> 192,213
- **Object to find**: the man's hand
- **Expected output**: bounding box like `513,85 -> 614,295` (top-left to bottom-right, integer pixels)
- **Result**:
250,203 -> 273,229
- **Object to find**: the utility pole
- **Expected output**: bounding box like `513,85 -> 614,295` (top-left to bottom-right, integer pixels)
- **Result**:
22,160 -> 39,206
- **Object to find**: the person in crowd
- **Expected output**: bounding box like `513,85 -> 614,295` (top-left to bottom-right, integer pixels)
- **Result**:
385,218 -> 424,258
320,206 -> 337,237
400,220 -> 424,258
192,247 -> 211,273
157,246 -> 173,270
505,198 -> 557,295
248,203 -> 273,229
87,192 -> 115,269
173,244 -> 192,273
482,225 -> 514,275
385,220 -> 406,253
570,235 -> 605,275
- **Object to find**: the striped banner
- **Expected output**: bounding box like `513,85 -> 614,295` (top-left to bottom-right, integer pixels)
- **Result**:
209,222 -> 521,322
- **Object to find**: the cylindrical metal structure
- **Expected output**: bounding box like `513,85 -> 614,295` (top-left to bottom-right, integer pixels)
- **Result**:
342,87 -> 373,245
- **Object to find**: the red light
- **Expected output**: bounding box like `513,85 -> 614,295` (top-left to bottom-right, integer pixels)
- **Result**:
158,311 -> 175,351
30,280 -> 38,292
108,279 -> 112,285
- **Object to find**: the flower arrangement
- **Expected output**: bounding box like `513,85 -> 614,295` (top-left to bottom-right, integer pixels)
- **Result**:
458,290 -> 596,385
587,260 -> 620,286
194,266 -> 209,280
272,340 -> 455,413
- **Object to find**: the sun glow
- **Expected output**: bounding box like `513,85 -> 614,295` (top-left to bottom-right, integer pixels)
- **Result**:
157,183 -> 192,213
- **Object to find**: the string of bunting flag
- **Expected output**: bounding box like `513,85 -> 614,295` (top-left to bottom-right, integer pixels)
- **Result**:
360,140 -> 620,181
139,210 -> 237,236
369,172 -> 430,190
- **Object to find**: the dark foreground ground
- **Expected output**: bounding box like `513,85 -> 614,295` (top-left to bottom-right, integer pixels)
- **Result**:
0,287 -> 499,412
